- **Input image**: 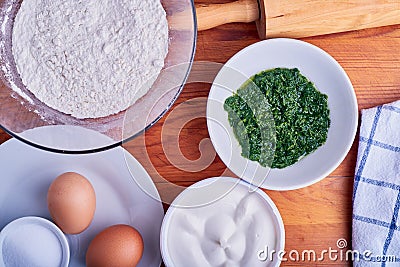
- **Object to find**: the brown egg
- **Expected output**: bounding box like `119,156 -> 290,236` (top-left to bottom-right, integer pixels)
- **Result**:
86,224 -> 144,267
47,172 -> 96,234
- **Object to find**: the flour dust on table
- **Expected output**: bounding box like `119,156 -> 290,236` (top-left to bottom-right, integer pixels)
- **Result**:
12,0 -> 168,119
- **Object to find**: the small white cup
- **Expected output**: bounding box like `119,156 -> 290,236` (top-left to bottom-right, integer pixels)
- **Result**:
0,216 -> 70,267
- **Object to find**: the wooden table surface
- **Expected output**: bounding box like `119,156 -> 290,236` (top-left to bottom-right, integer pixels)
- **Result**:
1,1 -> 400,266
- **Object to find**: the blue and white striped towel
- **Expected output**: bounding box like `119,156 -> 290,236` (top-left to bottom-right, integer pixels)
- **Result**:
353,100 -> 400,266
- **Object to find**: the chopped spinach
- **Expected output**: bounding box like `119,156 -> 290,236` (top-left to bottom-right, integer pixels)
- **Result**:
224,68 -> 330,169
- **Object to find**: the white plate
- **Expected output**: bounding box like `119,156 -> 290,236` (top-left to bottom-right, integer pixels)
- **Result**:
0,127 -> 164,266
207,38 -> 358,190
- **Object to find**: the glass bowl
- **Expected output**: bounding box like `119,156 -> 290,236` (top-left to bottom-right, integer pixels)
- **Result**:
0,0 -> 196,153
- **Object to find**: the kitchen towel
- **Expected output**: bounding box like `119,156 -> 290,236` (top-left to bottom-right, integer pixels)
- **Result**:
353,100 -> 400,266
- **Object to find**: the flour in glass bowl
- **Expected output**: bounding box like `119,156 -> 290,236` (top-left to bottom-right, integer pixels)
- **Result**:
12,0 -> 168,119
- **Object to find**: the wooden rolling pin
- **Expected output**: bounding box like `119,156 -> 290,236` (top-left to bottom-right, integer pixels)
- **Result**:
194,0 -> 400,38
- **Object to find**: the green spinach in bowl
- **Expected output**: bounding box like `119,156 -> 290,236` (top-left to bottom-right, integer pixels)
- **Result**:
224,68 -> 330,169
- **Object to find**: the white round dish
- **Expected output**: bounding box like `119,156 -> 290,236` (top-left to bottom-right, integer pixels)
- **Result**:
160,177 -> 285,267
0,127 -> 164,267
0,216 -> 70,267
207,38 -> 358,190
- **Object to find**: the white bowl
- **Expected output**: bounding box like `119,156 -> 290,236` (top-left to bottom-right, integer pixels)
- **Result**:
0,216 -> 70,267
207,38 -> 358,190
160,177 -> 285,267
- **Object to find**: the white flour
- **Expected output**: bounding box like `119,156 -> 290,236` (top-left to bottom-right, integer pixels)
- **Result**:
12,0 -> 168,119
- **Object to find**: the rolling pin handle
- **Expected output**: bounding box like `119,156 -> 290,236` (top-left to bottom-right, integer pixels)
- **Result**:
196,0 -> 260,31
